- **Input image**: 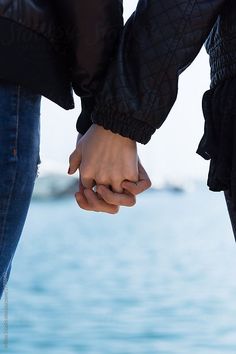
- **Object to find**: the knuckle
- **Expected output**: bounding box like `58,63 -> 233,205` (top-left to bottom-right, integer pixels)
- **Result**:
81,169 -> 92,181
95,178 -> 111,188
110,175 -> 121,182
98,181 -> 109,187
126,173 -> 138,182
110,177 -> 123,189
96,175 -> 110,185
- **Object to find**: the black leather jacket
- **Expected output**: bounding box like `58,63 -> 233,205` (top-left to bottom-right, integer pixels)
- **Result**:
0,1 -> 235,144
89,0 -> 236,144
0,0 -> 123,130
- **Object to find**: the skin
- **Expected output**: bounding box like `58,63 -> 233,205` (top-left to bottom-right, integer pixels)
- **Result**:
68,125 -> 152,214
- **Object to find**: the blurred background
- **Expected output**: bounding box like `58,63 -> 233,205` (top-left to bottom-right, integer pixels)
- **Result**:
1,1 -> 236,353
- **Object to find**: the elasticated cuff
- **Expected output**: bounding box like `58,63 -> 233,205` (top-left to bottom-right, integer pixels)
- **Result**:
76,96 -> 95,134
90,104 -> 155,144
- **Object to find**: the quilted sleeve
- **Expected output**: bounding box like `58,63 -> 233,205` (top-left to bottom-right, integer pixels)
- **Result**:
89,0 -> 226,144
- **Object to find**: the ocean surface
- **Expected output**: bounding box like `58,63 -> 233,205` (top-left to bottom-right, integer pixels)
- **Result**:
1,180 -> 236,354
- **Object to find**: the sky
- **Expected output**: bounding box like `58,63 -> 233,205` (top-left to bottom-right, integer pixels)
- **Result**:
39,0 -> 212,186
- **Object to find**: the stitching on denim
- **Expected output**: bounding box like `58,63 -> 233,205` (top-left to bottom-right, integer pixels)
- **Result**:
0,85 -> 20,259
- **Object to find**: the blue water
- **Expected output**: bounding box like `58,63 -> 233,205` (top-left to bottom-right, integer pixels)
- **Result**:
1,180 -> 236,354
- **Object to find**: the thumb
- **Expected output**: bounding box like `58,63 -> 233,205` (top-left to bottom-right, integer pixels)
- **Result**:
68,147 -> 82,174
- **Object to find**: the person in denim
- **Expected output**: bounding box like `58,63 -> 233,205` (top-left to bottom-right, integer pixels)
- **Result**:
0,81 -> 41,298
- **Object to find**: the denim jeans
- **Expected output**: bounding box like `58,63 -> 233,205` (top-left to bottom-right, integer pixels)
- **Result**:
0,80 -> 41,300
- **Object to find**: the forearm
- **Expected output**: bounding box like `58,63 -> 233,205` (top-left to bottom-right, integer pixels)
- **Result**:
54,0 -> 124,135
56,0 -> 123,95
90,0 -> 226,144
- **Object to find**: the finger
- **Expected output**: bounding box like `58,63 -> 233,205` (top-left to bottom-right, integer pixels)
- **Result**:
75,191 -> 93,211
109,168 -> 138,193
92,185 -> 104,200
84,189 -> 119,214
121,180 -> 150,195
121,163 -> 152,195
86,182 -> 108,201
76,181 -> 105,211
98,179 -> 123,193
68,148 -> 82,175
74,177 -> 92,210
96,185 -> 136,207
138,162 -> 152,185
110,183 -> 124,193
80,175 -> 96,189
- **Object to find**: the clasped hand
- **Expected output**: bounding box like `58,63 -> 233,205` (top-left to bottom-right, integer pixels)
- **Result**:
68,124 -> 151,214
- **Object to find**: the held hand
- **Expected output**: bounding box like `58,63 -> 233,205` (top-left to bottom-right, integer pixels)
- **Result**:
75,176 -> 120,214
95,158 -> 152,206
68,124 -> 139,193
68,130 -> 151,214
74,159 -> 151,214
70,132 -> 121,214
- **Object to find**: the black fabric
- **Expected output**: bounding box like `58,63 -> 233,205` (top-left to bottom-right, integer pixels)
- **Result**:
196,77 -> 236,213
0,17 -> 74,110
1,0 -> 236,142
0,0 -> 124,133
89,0 -> 236,144
76,97 -> 95,135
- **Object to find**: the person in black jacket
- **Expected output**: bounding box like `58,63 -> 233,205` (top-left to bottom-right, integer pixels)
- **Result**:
0,0 -> 147,300
69,0 -> 236,239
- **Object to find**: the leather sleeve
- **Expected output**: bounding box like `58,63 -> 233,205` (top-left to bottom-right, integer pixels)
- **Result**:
89,0 -> 226,144
55,0 -> 124,134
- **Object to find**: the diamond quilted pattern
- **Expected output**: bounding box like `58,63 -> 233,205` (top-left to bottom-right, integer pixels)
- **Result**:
88,0 -> 232,144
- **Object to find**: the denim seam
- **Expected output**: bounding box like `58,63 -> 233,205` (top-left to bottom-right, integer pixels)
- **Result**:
0,85 -> 20,260
0,184 -> 16,260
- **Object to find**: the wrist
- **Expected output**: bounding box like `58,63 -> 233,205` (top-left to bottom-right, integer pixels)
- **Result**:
92,123 -> 136,145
